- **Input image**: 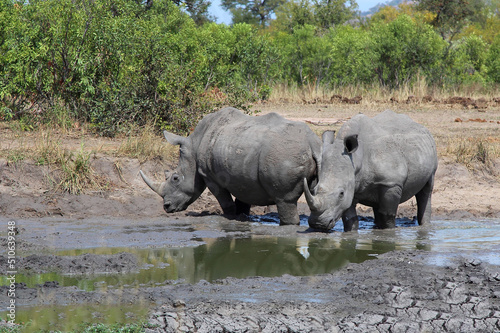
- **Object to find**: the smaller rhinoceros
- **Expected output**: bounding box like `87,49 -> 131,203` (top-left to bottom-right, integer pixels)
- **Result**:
140,107 -> 321,225
304,110 -> 437,231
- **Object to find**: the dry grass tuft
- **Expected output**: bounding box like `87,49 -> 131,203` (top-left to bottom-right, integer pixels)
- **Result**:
53,144 -> 106,194
2,128 -> 106,194
446,136 -> 499,175
268,80 -> 500,106
117,125 -> 178,163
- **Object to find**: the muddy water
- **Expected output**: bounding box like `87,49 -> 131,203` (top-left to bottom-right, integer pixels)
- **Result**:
8,219 -> 500,289
2,217 -> 500,331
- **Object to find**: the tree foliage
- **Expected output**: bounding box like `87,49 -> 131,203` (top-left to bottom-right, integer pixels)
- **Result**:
272,0 -> 316,32
486,33 -> 500,82
313,0 -> 358,29
327,26 -> 376,85
221,0 -> 286,26
272,0 -> 357,31
417,0 -> 487,42
1,0 -> 499,136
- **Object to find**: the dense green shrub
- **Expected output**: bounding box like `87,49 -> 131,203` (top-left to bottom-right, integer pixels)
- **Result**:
327,26 -> 376,86
444,35 -> 488,85
370,15 -> 446,88
0,0 -> 274,135
486,34 -> 500,83
274,24 -> 334,88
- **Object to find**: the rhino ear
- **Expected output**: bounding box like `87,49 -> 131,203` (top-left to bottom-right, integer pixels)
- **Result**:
344,134 -> 358,154
163,131 -> 190,148
322,130 -> 335,145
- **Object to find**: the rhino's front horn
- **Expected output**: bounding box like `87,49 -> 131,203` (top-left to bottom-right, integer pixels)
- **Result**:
303,178 -> 322,211
140,170 -> 164,197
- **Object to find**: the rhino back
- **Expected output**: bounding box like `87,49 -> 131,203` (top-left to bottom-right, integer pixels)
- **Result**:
196,111 -> 320,205
341,111 -> 437,204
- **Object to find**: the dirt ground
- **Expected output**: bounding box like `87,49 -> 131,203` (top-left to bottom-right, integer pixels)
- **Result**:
1,101 -> 500,331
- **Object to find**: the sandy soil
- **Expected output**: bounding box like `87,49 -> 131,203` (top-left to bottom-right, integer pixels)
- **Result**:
1,101 -> 500,331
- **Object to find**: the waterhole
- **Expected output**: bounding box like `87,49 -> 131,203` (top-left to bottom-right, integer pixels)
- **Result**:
2,218 -> 499,331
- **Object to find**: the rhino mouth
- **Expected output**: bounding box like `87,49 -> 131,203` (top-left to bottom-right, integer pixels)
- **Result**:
164,201 -> 190,214
307,215 -> 336,232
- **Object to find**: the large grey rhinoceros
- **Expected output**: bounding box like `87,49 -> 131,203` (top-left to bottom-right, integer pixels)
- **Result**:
140,107 -> 321,225
304,110 -> 437,231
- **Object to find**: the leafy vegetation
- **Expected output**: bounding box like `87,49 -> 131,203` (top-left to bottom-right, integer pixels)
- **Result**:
1,0 -> 499,136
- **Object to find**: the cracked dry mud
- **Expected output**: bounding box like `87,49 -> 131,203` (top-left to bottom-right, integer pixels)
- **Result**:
146,252 -> 500,332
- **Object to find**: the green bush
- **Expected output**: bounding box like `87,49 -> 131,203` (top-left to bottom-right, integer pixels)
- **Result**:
439,35 -> 488,86
0,0 -> 496,136
274,24 -> 331,87
327,26 -> 376,86
486,34 -> 500,83
0,0 -> 273,136
371,15 -> 446,88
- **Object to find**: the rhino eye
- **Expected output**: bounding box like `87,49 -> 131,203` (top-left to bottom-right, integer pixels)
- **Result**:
171,174 -> 181,183
339,191 -> 344,199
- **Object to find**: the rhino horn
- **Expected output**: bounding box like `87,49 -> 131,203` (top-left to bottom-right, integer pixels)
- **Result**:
303,178 -> 322,211
140,170 -> 164,197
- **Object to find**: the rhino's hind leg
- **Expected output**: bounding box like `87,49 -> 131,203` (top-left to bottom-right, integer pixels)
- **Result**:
415,176 -> 434,226
235,198 -> 251,215
276,200 -> 300,226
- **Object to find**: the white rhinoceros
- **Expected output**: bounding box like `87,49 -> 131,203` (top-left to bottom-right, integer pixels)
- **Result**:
304,110 -> 438,231
141,107 -> 321,225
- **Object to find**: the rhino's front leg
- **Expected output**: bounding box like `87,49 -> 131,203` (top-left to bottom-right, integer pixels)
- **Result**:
373,185 -> 402,229
373,209 -> 395,229
276,199 -> 300,226
206,181 -> 236,216
342,203 -> 359,232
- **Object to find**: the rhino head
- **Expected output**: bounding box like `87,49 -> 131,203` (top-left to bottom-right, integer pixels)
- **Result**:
304,131 -> 359,231
140,131 -> 205,213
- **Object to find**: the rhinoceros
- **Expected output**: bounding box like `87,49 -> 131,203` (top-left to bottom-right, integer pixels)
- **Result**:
304,110 -> 437,231
140,107 -> 321,225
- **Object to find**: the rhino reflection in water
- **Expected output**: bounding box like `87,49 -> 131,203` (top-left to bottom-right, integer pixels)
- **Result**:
172,237 -> 375,282
140,107 -> 321,225
305,110 -> 438,232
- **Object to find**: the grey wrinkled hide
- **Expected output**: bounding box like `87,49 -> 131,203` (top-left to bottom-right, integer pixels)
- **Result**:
305,110 -> 437,231
141,107 -> 321,225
